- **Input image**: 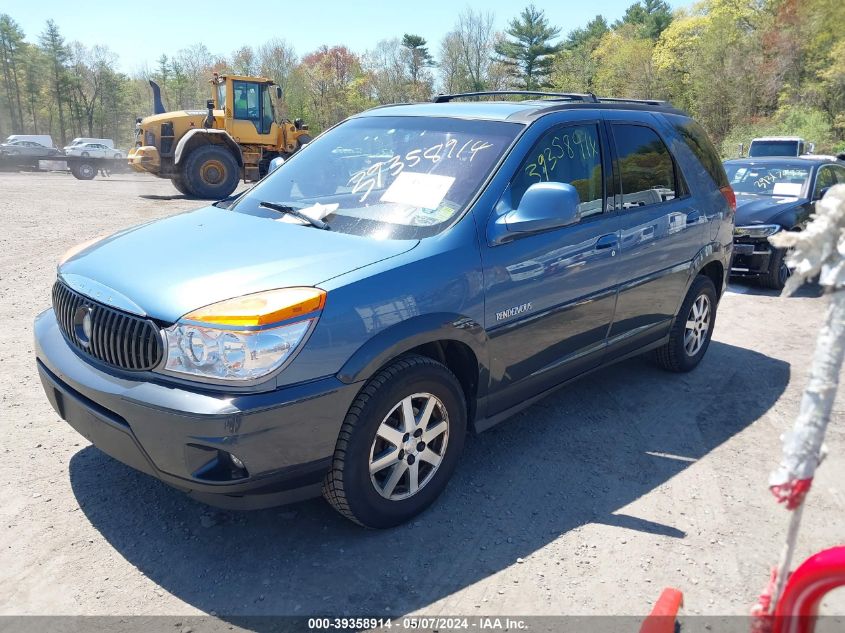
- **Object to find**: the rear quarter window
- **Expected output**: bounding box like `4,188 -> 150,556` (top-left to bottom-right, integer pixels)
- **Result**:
669,117 -> 729,189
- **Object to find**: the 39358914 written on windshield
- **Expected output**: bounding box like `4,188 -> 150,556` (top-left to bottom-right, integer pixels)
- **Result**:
235,116 -> 521,239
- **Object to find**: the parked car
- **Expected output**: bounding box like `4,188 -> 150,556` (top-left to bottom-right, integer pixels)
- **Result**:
66,137 -> 115,149
63,142 -> 123,159
3,134 -> 54,148
724,155 -> 845,289
35,92 -> 734,528
747,136 -> 814,158
0,139 -> 62,159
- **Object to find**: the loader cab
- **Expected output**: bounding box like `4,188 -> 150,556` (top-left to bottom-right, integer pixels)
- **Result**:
212,75 -> 278,143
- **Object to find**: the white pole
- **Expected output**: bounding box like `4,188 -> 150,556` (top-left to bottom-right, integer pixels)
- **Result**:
764,184 -> 845,610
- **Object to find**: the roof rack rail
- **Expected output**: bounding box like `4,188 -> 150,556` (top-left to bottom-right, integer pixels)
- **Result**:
432,90 -> 598,103
596,97 -> 668,106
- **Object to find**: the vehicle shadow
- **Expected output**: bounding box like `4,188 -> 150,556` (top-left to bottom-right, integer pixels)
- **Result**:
69,341 -> 789,618
138,194 -> 194,201
728,278 -> 823,298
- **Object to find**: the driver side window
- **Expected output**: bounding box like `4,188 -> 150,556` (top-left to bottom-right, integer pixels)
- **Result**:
814,166 -> 836,198
510,123 -> 604,219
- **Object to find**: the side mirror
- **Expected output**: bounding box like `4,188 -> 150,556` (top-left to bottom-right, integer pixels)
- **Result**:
492,182 -> 581,243
204,100 -> 215,129
814,186 -> 830,201
267,156 -> 285,175
275,86 -> 283,100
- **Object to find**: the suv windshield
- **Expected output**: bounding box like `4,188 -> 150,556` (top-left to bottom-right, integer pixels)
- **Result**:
725,162 -> 810,197
234,116 -> 521,239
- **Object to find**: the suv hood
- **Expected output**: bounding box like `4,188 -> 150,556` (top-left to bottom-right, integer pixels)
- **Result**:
59,205 -> 418,323
735,193 -> 805,225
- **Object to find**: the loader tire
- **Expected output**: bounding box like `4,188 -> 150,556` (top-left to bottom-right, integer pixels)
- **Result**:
183,145 -> 239,200
171,175 -> 194,197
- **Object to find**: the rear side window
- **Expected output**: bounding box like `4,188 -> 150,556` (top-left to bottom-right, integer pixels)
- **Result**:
612,124 -> 677,207
672,120 -> 729,188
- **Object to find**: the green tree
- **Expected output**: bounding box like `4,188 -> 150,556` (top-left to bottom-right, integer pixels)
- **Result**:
494,5 -> 562,90
39,19 -> 70,145
615,0 -> 672,39
553,15 -> 609,92
592,27 -> 658,98
0,14 -> 27,133
401,34 -> 433,86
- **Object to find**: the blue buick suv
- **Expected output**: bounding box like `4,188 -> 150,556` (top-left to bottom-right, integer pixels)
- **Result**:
35,92 -> 735,528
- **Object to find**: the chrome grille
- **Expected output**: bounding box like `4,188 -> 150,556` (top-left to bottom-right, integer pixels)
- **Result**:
52,280 -> 163,371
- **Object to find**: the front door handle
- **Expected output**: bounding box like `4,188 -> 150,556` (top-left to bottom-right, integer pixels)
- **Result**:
596,234 -> 618,250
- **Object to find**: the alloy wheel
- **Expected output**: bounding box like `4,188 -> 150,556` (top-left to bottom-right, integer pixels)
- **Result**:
684,294 -> 710,356
369,392 -> 449,501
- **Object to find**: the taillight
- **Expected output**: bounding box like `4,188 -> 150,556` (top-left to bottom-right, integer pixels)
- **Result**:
720,185 -> 736,212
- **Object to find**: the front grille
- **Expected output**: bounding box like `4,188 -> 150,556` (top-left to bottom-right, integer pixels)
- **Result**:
52,281 -> 163,371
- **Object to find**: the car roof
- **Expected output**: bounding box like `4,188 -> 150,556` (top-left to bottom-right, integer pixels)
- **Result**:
355,97 -> 687,124
751,136 -> 805,142
724,156 -> 844,168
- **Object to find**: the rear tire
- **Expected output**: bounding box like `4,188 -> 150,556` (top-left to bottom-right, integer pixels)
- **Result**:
760,247 -> 789,290
183,144 -> 239,199
322,354 -> 466,528
654,275 -> 717,373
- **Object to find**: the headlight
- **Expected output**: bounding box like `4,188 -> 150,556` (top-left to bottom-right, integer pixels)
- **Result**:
734,224 -> 782,238
161,287 -> 325,382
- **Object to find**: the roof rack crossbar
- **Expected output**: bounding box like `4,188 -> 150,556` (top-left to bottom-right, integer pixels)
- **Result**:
432,90 -> 598,103
596,97 -> 667,106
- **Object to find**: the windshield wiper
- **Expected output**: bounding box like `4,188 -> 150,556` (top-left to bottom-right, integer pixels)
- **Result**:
259,201 -> 330,230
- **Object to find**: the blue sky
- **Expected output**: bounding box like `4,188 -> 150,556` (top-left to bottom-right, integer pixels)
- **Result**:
3,0 -> 687,74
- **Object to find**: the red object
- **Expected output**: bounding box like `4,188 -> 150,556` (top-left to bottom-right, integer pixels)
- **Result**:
773,546 -> 845,633
770,478 -> 814,510
720,185 -> 737,212
639,588 -> 684,633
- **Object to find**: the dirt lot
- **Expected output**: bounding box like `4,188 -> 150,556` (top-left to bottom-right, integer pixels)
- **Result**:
0,171 -> 842,619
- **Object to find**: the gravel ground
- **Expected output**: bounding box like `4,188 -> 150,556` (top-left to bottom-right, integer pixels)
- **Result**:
0,171 -> 842,619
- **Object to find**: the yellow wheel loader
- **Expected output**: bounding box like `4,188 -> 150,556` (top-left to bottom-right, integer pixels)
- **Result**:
128,73 -> 311,199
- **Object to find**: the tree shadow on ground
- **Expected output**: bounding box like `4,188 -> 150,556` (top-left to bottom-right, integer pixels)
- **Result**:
70,341 -> 789,618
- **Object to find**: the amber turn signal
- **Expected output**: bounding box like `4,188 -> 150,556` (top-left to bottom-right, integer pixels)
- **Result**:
184,287 -> 326,327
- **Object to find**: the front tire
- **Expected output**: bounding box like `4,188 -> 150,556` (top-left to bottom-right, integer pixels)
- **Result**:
183,144 -> 240,199
322,355 -> 466,528
654,275 -> 717,372
761,247 -> 790,290
171,175 -> 194,197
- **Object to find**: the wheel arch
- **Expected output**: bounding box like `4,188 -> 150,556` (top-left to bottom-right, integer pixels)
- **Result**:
336,313 -> 490,427
689,241 -> 729,301
174,129 -> 243,167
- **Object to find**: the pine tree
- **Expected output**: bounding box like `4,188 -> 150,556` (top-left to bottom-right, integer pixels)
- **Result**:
0,14 -> 27,132
39,20 -> 70,145
401,34 -> 434,86
494,5 -> 561,90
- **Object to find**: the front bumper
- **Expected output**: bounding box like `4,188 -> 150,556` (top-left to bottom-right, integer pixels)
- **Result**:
127,146 -> 160,174
35,309 -> 361,509
730,238 -> 776,276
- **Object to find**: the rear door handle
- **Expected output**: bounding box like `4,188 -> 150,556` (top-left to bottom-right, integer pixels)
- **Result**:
596,234 -> 618,250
